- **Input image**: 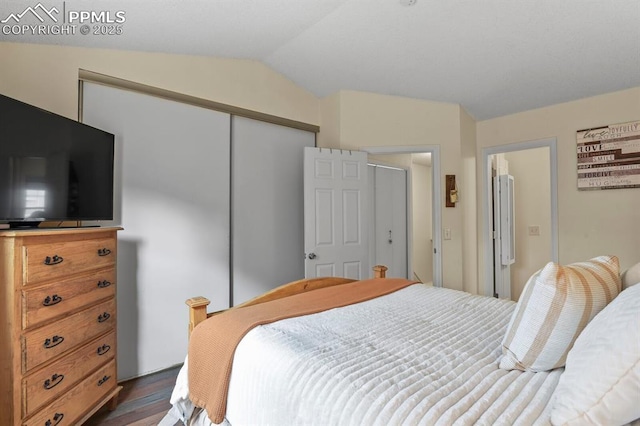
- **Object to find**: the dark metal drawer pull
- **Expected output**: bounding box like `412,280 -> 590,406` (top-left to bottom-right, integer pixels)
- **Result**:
45,412 -> 64,426
97,248 -> 112,257
97,280 -> 112,288
43,335 -> 64,349
43,294 -> 63,306
43,255 -> 64,265
97,344 -> 111,356
98,312 -> 111,323
43,373 -> 64,390
97,375 -> 111,386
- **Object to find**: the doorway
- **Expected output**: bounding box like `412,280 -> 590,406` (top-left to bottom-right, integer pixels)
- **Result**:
482,138 -> 558,299
368,163 -> 409,279
362,145 -> 442,287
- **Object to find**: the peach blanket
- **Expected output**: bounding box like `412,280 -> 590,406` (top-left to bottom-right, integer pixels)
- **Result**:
188,277 -> 416,423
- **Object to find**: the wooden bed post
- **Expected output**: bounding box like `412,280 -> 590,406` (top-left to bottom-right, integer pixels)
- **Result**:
186,265 -> 390,337
373,265 -> 388,278
186,296 -> 210,336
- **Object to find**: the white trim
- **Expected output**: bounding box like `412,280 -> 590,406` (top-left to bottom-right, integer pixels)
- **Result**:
361,145 -> 442,287
367,162 -> 406,171
481,138 -> 558,297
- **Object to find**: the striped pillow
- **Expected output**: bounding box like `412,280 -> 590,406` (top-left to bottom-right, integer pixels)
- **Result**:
499,255 -> 621,372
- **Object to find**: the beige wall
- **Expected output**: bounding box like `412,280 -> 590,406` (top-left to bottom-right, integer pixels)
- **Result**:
477,88 -> 640,293
504,148 -> 552,301
411,161 -> 433,283
460,108 -> 478,294
318,92 -> 341,148
0,42 -> 318,124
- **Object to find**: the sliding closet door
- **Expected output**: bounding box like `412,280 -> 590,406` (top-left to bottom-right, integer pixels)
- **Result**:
232,116 -> 315,305
82,83 -> 231,379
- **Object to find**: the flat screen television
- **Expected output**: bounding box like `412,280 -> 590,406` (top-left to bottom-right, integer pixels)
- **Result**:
0,94 -> 115,227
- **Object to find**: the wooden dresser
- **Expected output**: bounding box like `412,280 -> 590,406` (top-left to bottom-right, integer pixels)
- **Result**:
0,227 -> 122,426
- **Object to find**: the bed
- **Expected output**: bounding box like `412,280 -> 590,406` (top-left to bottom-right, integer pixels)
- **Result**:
163,259 -> 640,426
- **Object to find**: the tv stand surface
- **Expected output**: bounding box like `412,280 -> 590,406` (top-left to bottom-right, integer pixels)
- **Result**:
3,222 -> 103,230
5,221 -> 41,229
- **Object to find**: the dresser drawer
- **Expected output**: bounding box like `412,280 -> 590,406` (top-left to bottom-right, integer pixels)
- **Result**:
23,298 -> 116,372
23,359 -> 117,426
22,268 -> 116,329
22,331 -> 116,416
23,237 -> 116,286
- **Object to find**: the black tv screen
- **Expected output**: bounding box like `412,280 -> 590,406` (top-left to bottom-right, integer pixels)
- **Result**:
0,94 -> 114,225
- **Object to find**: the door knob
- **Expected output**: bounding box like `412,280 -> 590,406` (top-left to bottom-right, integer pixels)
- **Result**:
308,253 -> 317,260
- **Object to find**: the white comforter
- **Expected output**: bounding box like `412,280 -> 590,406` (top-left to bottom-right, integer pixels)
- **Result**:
168,285 -> 563,426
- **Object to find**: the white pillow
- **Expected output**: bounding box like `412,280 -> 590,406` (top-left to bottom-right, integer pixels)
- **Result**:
551,283 -> 640,426
499,255 -> 621,372
621,262 -> 640,290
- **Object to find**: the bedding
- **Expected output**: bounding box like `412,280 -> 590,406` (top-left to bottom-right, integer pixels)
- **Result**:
550,283 -> 640,425
167,284 -> 567,426
188,277 -> 416,423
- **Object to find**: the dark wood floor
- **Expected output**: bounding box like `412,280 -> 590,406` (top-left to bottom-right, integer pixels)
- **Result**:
85,364 -> 182,426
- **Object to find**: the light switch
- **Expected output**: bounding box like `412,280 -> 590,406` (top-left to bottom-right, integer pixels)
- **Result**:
528,225 -> 540,236
444,228 -> 451,240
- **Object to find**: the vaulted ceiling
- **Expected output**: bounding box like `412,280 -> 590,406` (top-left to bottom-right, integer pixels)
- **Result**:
2,0 -> 639,119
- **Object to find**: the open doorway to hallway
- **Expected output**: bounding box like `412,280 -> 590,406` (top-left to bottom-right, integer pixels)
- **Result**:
482,138 -> 558,300
368,153 -> 433,285
489,147 -> 551,300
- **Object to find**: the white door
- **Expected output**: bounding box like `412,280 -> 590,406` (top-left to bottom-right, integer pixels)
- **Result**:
232,117 -> 315,305
304,148 -> 369,279
369,165 -> 408,278
493,174 -> 515,299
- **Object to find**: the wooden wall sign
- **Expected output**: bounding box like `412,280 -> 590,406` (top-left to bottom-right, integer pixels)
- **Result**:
576,120 -> 640,190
